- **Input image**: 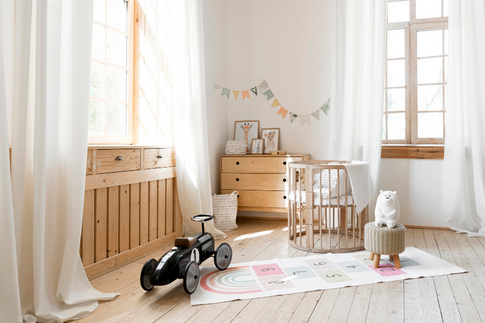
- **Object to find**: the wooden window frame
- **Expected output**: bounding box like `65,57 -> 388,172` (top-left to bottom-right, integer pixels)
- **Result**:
89,0 -> 136,145
383,0 -> 447,158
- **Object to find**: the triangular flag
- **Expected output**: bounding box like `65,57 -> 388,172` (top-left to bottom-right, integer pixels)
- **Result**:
221,87 -> 230,98
258,80 -> 269,90
300,115 -> 310,125
242,91 -> 250,100
290,113 -> 298,123
320,98 -> 331,115
263,90 -> 274,101
233,90 -> 240,100
277,107 -> 288,118
250,87 -> 258,95
311,110 -> 320,120
271,98 -> 281,108
212,82 -> 221,92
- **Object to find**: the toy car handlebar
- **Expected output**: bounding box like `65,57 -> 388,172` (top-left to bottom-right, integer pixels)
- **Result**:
191,214 -> 214,222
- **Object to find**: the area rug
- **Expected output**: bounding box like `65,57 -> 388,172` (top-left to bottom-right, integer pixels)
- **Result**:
190,247 -> 466,305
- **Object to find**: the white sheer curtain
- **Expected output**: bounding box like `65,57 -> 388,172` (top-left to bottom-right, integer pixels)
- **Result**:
329,0 -> 387,191
171,1 -> 226,239
444,0 -> 485,235
0,1 -> 118,322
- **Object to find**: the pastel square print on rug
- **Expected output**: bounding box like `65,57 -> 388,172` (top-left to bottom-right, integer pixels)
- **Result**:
191,247 -> 466,305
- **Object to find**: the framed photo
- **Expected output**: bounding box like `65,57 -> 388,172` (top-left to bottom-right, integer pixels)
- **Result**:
261,128 -> 280,154
234,120 -> 260,153
251,138 -> 264,154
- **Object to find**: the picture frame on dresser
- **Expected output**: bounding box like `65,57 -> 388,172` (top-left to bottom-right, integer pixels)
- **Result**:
261,128 -> 280,154
251,138 -> 264,154
234,120 -> 260,153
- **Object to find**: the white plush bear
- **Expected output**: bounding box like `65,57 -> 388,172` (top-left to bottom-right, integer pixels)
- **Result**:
375,190 -> 400,228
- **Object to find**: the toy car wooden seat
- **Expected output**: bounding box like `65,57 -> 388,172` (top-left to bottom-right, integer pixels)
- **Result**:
140,214 -> 233,294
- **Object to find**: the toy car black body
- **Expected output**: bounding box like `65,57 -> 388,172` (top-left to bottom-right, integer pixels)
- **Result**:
140,214 -> 232,294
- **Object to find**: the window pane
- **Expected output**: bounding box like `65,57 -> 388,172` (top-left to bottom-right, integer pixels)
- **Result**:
89,101 -> 104,135
92,24 -> 105,61
382,114 -> 387,140
416,0 -> 441,19
387,88 -> 405,111
107,30 -> 127,66
388,113 -> 406,140
418,57 -> 443,84
444,30 -> 448,55
387,59 -> 405,87
106,66 -> 127,101
417,30 -> 442,57
418,112 -> 444,138
90,62 -> 104,98
418,85 -> 443,111
388,1 -> 410,23
93,0 -> 105,23
107,0 -> 127,32
106,102 -> 127,135
388,29 -> 405,59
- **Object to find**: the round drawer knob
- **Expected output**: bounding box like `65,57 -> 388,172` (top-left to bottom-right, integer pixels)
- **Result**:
236,178 -> 239,181
157,154 -> 163,158
283,196 -> 287,199
236,161 -> 239,165
237,195 -> 239,198
283,178 -> 287,182
115,156 -> 123,161
283,161 -> 287,165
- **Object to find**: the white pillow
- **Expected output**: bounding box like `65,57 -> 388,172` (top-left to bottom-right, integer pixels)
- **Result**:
312,162 -> 351,197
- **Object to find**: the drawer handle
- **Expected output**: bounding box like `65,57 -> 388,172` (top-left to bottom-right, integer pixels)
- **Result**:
283,161 -> 287,165
283,196 -> 287,199
236,178 -> 239,181
283,178 -> 287,182
236,161 -> 239,165
157,154 -> 163,158
115,156 -> 124,161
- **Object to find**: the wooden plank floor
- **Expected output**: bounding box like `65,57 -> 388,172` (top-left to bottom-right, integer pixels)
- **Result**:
73,219 -> 485,323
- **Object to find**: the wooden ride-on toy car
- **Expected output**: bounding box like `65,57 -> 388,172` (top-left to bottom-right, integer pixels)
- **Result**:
140,214 -> 233,294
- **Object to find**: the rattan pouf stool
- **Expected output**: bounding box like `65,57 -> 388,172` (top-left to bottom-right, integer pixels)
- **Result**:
364,223 -> 406,268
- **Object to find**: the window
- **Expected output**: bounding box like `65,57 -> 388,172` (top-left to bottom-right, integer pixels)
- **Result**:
89,0 -> 134,144
383,0 -> 448,144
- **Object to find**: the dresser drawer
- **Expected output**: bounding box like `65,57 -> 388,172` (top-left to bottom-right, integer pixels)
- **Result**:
221,174 -> 287,191
222,190 -> 288,208
144,148 -> 175,169
86,150 -> 93,175
221,157 -> 302,174
96,149 -> 141,174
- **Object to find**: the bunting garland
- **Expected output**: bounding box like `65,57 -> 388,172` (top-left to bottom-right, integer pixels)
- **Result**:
210,79 -> 331,126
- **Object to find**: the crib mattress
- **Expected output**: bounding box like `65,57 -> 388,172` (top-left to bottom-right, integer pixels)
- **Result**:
289,191 -> 354,206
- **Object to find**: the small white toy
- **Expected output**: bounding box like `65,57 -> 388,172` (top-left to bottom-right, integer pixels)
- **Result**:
375,190 -> 400,228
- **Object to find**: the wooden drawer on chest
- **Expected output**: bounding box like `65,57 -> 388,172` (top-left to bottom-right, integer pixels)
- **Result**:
222,190 -> 288,208
221,157 -> 302,174
96,149 -> 141,174
144,148 -> 175,169
221,173 -> 287,191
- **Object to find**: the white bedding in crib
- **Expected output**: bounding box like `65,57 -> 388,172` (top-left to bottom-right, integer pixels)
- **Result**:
288,191 -> 354,206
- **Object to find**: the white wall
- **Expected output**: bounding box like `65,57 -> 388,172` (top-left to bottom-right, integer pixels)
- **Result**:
203,0 -> 448,228
203,1 -> 229,193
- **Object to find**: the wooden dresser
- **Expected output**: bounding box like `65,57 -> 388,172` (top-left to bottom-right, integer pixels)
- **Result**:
220,154 -> 311,213
82,145 -> 181,279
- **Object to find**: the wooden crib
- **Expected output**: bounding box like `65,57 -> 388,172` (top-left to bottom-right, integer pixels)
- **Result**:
288,160 -> 369,253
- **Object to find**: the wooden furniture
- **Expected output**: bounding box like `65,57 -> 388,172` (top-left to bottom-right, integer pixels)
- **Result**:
220,154 -> 311,213
81,145 -> 181,279
287,160 -> 370,253
365,222 -> 406,269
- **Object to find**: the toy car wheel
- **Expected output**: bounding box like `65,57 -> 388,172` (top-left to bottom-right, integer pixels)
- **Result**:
140,258 -> 158,291
183,261 -> 200,294
214,243 -> 232,271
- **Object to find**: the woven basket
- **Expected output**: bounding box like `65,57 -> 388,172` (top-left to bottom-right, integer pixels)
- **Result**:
225,140 -> 247,155
212,191 -> 239,231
